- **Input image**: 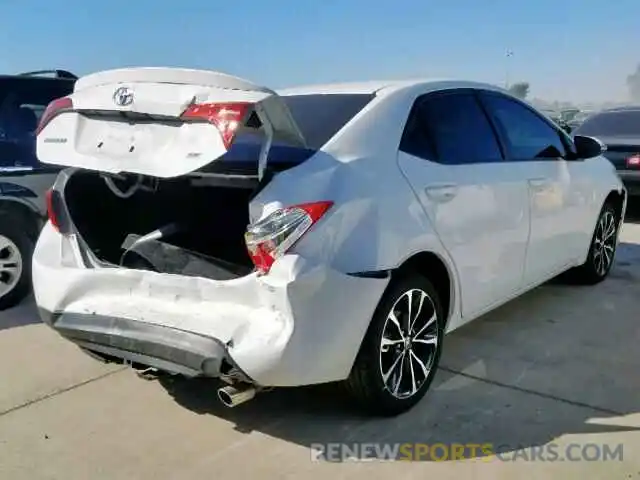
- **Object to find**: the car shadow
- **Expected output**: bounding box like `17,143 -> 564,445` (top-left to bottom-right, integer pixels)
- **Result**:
0,296 -> 41,331
158,240 -> 640,462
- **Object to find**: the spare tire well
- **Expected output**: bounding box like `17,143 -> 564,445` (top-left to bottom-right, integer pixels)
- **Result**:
392,252 -> 453,326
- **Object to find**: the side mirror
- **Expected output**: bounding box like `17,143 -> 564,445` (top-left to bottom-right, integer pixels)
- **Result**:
561,123 -> 572,134
573,135 -> 605,159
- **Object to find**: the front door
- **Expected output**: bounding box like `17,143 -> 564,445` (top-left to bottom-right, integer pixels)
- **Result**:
478,92 -> 583,285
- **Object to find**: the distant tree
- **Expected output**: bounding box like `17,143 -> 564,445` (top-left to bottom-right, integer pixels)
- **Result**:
627,64 -> 640,101
508,82 -> 530,99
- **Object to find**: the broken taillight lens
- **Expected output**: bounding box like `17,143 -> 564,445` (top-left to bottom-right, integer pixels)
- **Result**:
244,201 -> 334,274
180,102 -> 252,149
36,96 -> 73,135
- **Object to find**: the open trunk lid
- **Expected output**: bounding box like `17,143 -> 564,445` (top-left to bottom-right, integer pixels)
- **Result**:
36,68 -> 307,178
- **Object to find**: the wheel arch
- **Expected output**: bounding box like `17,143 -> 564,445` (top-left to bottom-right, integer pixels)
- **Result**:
391,250 -> 457,329
579,187 -> 626,264
604,188 -> 626,221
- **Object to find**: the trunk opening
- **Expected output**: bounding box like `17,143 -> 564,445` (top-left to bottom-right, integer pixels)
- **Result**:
63,170 -> 257,280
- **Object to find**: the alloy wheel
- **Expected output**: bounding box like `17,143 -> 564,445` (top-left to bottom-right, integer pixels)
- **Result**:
379,288 -> 439,399
593,210 -> 617,277
0,234 -> 22,299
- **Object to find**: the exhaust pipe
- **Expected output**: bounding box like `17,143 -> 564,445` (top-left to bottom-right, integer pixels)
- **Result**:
217,385 -> 257,408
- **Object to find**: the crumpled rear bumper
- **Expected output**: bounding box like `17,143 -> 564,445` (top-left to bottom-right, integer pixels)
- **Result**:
39,309 -> 238,379
33,223 -> 390,387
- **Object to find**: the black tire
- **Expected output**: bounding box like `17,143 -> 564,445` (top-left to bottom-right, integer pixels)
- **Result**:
345,273 -> 445,416
567,202 -> 620,285
0,217 -> 35,310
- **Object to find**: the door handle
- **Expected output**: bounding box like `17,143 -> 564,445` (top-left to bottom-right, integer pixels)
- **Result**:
424,184 -> 458,202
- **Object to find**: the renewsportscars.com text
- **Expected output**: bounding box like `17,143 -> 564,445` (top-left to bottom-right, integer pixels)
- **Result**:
310,442 -> 624,462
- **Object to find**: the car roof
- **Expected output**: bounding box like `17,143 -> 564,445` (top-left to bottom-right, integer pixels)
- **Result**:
277,79 -> 505,96
0,70 -> 77,83
0,75 -> 75,85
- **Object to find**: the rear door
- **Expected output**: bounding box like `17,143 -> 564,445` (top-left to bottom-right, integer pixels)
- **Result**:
397,89 -> 531,320
36,68 -> 307,178
479,91 -> 591,284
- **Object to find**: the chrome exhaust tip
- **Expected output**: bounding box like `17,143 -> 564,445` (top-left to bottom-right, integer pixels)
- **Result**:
217,385 -> 257,408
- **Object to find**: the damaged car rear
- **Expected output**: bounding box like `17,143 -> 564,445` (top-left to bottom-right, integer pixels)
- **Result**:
33,68 -> 415,414
34,68 -> 625,416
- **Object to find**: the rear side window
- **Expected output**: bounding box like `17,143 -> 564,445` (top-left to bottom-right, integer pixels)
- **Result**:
481,93 -> 566,159
282,93 -> 375,149
401,92 -> 503,164
0,78 -> 74,169
575,110 -> 640,137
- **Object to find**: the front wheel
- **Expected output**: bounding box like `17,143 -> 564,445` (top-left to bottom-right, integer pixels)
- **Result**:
568,202 -> 620,285
345,273 -> 445,416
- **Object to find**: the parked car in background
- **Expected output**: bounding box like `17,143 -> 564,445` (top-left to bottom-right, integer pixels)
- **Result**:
540,108 -> 561,121
0,70 -> 76,309
568,110 -> 594,131
573,106 -> 640,196
561,108 -> 581,123
33,69 -> 625,416
541,108 -> 572,133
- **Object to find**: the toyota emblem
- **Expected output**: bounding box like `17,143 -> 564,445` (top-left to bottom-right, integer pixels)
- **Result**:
113,86 -> 134,106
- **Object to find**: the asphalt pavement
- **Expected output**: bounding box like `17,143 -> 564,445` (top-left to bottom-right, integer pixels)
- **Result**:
1,205 -> 640,479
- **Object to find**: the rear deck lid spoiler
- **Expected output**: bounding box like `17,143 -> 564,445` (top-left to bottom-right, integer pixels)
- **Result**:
74,68 -> 276,94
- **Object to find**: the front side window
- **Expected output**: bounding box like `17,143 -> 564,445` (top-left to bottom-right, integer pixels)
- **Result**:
401,92 -> 503,164
481,93 -> 567,160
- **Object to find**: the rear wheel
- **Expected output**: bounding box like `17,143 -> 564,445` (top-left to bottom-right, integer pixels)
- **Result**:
0,219 -> 34,310
568,202 -> 619,285
345,273 -> 445,416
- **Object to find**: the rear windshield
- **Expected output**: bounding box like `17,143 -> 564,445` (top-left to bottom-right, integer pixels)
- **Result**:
575,110 -> 640,137
281,93 -> 375,149
198,92 -> 375,175
0,77 -> 75,169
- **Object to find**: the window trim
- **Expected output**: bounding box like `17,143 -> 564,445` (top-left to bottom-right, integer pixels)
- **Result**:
477,90 -> 573,162
399,88 -> 506,165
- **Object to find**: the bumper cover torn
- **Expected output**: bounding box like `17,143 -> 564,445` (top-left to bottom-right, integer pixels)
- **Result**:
33,224 -> 389,387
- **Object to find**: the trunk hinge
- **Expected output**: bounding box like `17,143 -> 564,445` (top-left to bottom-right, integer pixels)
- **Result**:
254,103 -> 274,182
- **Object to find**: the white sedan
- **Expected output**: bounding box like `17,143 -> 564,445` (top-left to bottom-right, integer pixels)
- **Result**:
33,68 -> 625,416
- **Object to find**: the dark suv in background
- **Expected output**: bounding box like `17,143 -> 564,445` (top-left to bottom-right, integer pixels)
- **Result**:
0,70 -> 76,309
573,106 -> 640,197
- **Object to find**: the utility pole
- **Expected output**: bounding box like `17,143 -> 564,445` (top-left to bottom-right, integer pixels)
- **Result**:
505,50 -> 514,89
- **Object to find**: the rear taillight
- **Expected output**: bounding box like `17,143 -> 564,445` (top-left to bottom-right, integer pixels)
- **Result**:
180,102 -> 252,149
46,189 -> 71,234
36,96 -> 73,135
45,189 -> 60,232
626,154 -> 640,168
244,201 -> 334,274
